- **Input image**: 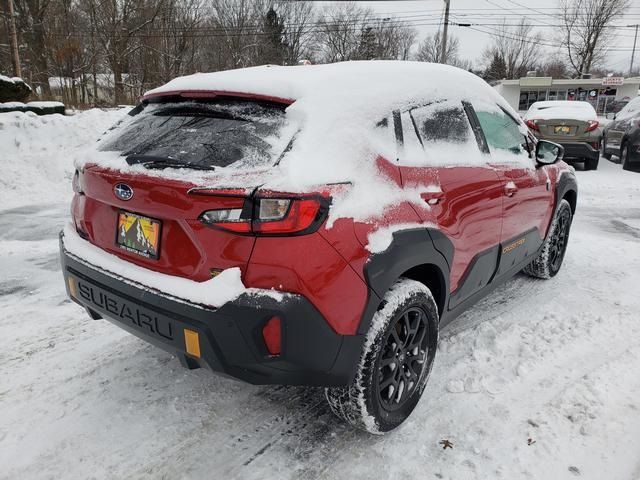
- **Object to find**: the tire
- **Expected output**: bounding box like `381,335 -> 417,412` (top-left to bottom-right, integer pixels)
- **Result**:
584,157 -> 599,170
601,136 -> 612,160
523,199 -> 573,279
621,142 -> 632,171
325,278 -> 439,434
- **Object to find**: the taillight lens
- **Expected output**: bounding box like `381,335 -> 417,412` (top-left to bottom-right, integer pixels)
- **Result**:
585,120 -> 599,132
525,119 -> 539,131
253,198 -> 322,234
199,196 -> 327,236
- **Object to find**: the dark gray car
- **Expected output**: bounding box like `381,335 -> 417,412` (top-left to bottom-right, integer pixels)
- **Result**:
602,96 -> 640,171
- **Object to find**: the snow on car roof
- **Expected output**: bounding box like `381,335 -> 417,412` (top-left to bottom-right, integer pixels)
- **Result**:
144,61 -> 510,113
525,100 -> 597,121
89,61 -> 531,226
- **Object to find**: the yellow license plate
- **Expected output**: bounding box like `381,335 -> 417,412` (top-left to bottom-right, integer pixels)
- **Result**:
554,125 -> 571,134
116,211 -> 161,259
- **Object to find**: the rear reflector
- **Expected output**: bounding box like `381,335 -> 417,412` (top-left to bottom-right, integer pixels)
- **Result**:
262,316 -> 282,356
184,329 -> 201,358
67,277 -> 77,298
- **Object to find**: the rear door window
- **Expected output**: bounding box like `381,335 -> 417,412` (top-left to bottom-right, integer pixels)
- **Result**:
411,104 -> 472,144
99,100 -> 292,169
397,102 -> 481,166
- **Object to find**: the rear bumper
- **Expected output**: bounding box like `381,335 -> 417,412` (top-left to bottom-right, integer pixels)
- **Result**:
60,232 -> 363,386
557,142 -> 599,161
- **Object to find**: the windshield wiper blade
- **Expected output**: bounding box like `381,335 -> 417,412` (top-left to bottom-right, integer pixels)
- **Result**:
125,154 -> 215,171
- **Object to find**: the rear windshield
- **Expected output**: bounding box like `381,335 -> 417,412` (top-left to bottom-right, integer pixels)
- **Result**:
99,100 -> 292,169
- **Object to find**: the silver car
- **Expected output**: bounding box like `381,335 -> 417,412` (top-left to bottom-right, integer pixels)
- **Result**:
524,100 -> 602,170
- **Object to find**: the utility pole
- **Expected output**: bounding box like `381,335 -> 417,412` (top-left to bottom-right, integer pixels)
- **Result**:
6,0 -> 22,78
630,24 -> 639,77
439,0 -> 450,64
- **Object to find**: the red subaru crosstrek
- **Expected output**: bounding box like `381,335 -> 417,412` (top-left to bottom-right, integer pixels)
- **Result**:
60,62 -> 577,433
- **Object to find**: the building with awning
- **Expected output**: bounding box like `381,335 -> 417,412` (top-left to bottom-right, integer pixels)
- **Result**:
495,76 -> 640,114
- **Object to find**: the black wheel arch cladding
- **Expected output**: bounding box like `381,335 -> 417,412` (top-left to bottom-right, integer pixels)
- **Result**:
556,171 -> 578,214
358,228 -> 452,335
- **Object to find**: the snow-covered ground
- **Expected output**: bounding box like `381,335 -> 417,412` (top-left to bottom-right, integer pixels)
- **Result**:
1,111 -> 640,480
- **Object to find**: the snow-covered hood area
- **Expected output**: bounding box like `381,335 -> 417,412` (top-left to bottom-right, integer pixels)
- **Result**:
80,62 -> 529,226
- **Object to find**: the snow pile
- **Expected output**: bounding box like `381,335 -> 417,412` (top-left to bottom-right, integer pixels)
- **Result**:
62,223 -> 246,307
524,100 -> 598,121
0,100 -> 65,108
0,108 -> 128,210
0,74 -> 27,85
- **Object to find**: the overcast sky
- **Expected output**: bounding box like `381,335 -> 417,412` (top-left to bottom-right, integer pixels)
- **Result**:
358,0 -> 640,75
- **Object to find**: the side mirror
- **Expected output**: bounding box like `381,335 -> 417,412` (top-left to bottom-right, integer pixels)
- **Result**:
536,140 -> 564,166
606,112 -> 616,120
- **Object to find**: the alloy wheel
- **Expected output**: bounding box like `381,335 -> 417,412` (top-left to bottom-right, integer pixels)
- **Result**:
376,307 -> 430,411
549,208 -> 571,273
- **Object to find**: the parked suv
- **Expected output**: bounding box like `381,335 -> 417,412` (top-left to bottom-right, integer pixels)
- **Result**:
602,95 -> 640,170
60,62 -> 577,433
524,100 -> 602,170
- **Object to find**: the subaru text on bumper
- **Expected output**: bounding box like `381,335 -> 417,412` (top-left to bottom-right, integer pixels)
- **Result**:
60,232 -> 363,386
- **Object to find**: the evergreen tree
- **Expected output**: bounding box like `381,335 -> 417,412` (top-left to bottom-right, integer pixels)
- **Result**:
485,53 -> 507,82
261,7 -> 287,65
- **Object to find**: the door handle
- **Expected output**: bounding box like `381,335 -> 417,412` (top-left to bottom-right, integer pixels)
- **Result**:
504,183 -> 518,197
421,191 -> 444,205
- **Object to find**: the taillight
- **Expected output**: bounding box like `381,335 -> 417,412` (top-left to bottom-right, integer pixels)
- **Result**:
525,119 -> 539,131
199,196 -> 328,236
585,120 -> 599,132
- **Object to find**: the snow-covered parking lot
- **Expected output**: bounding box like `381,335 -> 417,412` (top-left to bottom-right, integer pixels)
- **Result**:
1,110 -> 640,480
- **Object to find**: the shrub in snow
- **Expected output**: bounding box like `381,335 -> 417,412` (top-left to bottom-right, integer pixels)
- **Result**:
0,75 -> 31,102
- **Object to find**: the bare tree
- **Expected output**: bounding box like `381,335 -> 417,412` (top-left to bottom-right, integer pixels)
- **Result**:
482,18 -> 542,79
209,0 -> 267,69
314,2 -> 372,63
560,0 -> 629,76
85,0 -> 164,104
277,0 -> 316,64
369,21 -> 417,60
397,27 -> 417,61
539,56 -> 569,78
415,32 -> 459,64
13,0 -> 52,96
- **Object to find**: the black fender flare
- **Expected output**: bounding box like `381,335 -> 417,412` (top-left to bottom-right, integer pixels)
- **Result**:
357,228 -> 452,335
555,170 -> 578,216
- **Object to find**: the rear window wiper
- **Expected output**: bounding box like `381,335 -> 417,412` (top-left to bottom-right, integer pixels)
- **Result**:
125,154 -> 216,171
